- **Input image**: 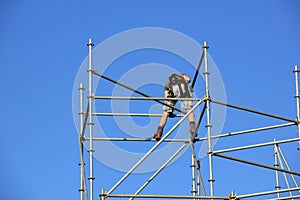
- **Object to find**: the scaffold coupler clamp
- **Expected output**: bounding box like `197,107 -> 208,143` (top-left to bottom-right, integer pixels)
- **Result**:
229,191 -> 237,200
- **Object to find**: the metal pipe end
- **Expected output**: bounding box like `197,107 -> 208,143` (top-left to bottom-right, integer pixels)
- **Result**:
78,83 -> 85,90
293,65 -> 300,73
229,191 -> 237,199
203,41 -> 209,49
87,38 -> 94,46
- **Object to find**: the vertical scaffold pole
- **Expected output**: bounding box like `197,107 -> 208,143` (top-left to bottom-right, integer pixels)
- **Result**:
79,83 -> 85,200
87,38 -> 95,200
190,140 -> 197,199
203,41 -> 215,196
101,188 -> 105,200
274,140 -> 280,199
293,65 -> 300,150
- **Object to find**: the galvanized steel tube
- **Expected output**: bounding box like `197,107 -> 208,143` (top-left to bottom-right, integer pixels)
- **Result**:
274,142 -> 280,199
102,193 -> 228,199
294,65 -> 300,150
237,187 -> 300,199
107,99 -> 204,194
277,145 -> 300,193
203,41 -> 214,196
130,143 -> 188,200
190,141 -> 197,198
213,137 -> 300,154
79,83 -> 85,200
87,38 -> 95,200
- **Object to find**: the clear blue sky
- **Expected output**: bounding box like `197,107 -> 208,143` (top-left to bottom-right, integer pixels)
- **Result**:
1,1 -> 300,200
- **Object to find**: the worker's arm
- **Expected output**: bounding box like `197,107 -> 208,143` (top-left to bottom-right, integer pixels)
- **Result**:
164,90 -> 169,98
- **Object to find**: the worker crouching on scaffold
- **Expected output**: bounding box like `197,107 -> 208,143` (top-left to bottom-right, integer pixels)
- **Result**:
153,73 -> 197,141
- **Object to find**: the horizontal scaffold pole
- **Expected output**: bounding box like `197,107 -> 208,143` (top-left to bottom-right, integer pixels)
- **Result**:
214,153 -> 300,176
94,96 -> 202,101
82,122 -> 296,144
213,137 -> 300,154
212,122 -> 295,140
267,194 -> 300,200
92,70 -> 186,113
100,193 -> 228,199
82,123 -> 296,143
107,99 -> 204,195
195,122 -> 295,142
93,112 -> 184,117
211,99 -> 297,123
84,137 -> 189,142
237,187 -> 300,199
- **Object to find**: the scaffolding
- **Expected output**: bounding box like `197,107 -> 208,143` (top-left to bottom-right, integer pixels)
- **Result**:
76,38 -> 300,200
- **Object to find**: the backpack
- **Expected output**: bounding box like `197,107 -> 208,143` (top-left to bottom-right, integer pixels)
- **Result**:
167,73 -> 191,98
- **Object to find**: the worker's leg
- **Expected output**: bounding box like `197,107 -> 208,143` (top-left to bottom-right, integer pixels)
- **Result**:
185,108 -> 195,122
157,111 -> 169,133
153,100 -> 175,140
159,111 -> 169,127
154,112 -> 169,140
182,101 -> 197,136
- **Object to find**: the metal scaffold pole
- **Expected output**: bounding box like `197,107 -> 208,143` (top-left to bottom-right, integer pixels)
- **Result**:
277,145 -> 300,193
273,140 -> 281,199
75,37 -> 299,200
190,139 -> 206,198
78,83 -> 88,200
87,38 -> 95,200
190,140 -> 197,198
276,146 -> 293,197
293,65 -> 300,150
129,143 -> 188,200
203,41 -> 214,196
107,99 -> 204,195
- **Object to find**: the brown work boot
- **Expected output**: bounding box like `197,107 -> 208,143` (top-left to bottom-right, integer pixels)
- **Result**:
153,131 -> 162,141
189,124 -> 197,138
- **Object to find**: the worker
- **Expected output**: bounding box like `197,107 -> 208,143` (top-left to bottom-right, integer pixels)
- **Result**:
153,73 -> 197,141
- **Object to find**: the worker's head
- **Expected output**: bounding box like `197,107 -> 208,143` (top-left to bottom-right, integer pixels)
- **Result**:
181,73 -> 191,83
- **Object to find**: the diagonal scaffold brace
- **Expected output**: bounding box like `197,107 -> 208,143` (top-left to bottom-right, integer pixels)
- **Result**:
92,70 -> 185,114
106,98 -> 204,195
